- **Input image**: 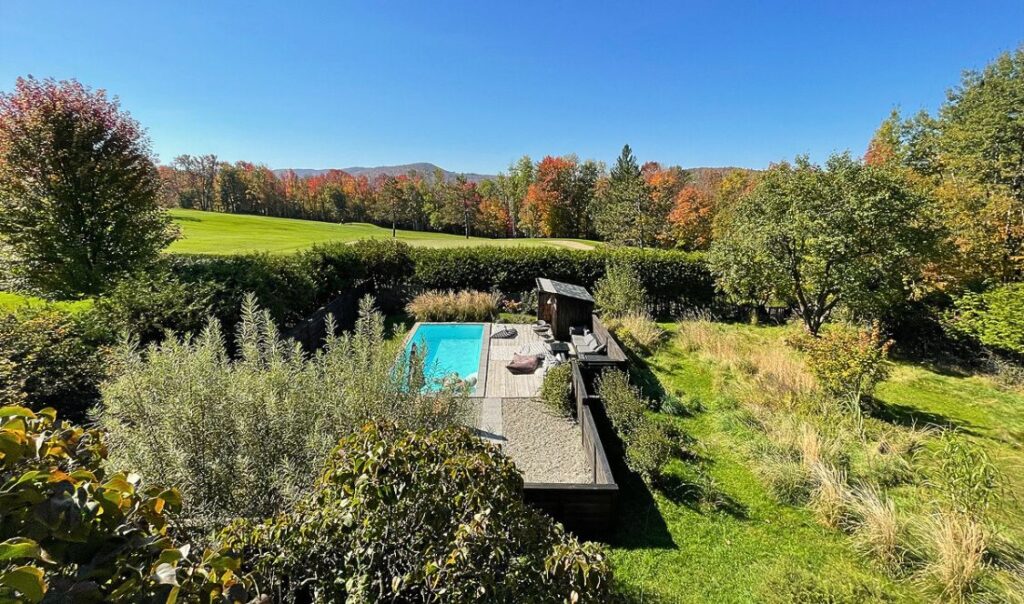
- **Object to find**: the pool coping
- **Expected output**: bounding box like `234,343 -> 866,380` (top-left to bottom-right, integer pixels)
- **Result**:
402,321 -> 490,398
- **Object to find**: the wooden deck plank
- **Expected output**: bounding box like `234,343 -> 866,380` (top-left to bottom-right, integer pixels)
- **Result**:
483,323 -> 549,398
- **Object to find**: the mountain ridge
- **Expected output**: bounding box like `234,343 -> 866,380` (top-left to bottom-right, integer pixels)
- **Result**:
272,164 -> 755,186
272,163 -> 494,183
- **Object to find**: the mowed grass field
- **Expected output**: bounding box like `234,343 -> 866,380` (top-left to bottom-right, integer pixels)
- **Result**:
167,209 -> 599,254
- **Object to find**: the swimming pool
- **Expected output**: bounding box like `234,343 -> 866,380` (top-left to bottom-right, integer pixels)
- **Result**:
404,323 -> 485,391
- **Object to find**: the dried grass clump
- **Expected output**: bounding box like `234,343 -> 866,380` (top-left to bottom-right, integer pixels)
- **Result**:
406,290 -> 499,322
916,512 -> 989,602
848,486 -> 908,573
675,314 -> 738,358
607,313 -> 665,355
809,462 -> 851,529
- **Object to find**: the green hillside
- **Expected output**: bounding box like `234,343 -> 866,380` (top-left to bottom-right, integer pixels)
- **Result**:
167,209 -> 599,254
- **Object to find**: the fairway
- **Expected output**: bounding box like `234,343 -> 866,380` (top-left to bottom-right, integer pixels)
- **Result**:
167,209 -> 598,254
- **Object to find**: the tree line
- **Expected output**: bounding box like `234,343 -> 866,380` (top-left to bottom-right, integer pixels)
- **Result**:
158,148 -> 753,248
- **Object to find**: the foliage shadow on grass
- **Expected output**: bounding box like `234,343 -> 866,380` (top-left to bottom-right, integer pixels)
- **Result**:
868,395 -> 975,435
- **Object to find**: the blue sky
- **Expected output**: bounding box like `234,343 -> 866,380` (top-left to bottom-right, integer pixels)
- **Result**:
1,1 -> 1021,174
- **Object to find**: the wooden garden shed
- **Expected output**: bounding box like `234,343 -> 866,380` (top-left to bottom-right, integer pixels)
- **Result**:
536,278 -> 595,341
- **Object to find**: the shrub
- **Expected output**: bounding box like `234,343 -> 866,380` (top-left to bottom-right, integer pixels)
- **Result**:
0,306 -> 101,421
538,362 -> 573,417
596,369 -> 683,483
83,268 -> 218,344
406,289 -> 499,322
97,295 -> 468,531
790,323 -> 893,413
595,369 -> 648,438
946,283 -> 1024,359
626,420 -> 679,482
221,422 -> 611,603
158,245 -> 713,338
594,261 -> 647,318
606,313 -> 665,355
409,246 -> 714,315
0,406 -> 247,602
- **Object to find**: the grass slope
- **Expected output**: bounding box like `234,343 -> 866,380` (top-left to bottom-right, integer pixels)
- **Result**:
610,322 -> 1024,602
167,209 -> 599,254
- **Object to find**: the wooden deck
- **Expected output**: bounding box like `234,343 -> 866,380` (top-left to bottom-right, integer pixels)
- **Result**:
482,323 -> 550,399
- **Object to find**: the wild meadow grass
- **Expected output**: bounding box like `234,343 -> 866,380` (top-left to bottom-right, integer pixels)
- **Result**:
610,317 -> 1024,602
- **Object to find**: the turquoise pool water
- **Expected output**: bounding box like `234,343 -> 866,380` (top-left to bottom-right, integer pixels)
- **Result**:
405,323 -> 484,389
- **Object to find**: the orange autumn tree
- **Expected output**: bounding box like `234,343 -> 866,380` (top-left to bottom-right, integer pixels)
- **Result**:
641,162 -> 689,247
520,156 -> 575,237
668,185 -> 715,250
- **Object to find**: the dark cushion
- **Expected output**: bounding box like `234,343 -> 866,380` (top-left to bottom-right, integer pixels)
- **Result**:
506,353 -> 541,375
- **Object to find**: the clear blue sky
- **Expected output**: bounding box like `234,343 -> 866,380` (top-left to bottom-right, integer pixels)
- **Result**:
1,1 -> 1021,174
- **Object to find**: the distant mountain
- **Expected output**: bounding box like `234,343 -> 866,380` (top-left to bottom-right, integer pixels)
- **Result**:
273,163 -> 495,183
273,163 -> 755,188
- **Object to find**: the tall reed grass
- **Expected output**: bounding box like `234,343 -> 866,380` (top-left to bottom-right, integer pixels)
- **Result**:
406,290 -> 499,322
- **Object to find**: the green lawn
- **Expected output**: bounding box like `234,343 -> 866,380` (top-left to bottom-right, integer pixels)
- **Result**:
167,209 -> 599,254
609,322 -> 1024,602
0,291 -> 93,314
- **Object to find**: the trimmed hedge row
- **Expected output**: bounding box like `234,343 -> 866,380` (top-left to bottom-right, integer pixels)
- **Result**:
162,242 -> 714,332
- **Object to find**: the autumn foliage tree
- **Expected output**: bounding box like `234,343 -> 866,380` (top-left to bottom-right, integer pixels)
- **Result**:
0,77 -> 175,296
668,185 -> 715,250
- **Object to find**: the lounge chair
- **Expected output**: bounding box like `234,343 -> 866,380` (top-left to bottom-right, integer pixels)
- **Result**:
572,331 -> 608,357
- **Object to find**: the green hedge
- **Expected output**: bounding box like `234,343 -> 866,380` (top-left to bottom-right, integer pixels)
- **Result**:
412,246 -> 714,313
164,243 -> 714,332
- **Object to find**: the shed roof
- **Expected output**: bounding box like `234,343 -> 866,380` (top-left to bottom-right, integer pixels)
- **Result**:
535,278 -> 595,303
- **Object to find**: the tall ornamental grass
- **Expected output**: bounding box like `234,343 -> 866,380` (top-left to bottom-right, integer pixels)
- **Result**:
405,289 -> 499,322
97,294 -> 469,532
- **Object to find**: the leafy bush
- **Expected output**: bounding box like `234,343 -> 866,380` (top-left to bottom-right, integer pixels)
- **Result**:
97,295 -> 468,531
406,289 -> 499,322
83,268 -> 218,344
410,246 -> 713,315
596,369 -> 681,482
790,323 -> 893,413
595,369 -> 648,437
0,307 -> 101,421
0,405 -> 247,602
606,313 -> 665,355
594,261 -> 647,318
947,283 -> 1024,359
538,362 -> 573,417
625,420 -> 680,482
221,421 -> 611,603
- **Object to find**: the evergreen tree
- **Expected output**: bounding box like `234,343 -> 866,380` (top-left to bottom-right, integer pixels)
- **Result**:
594,144 -> 664,247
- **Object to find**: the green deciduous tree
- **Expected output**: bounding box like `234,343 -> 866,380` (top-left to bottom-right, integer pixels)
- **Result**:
709,154 -> 936,335
0,77 -> 175,297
